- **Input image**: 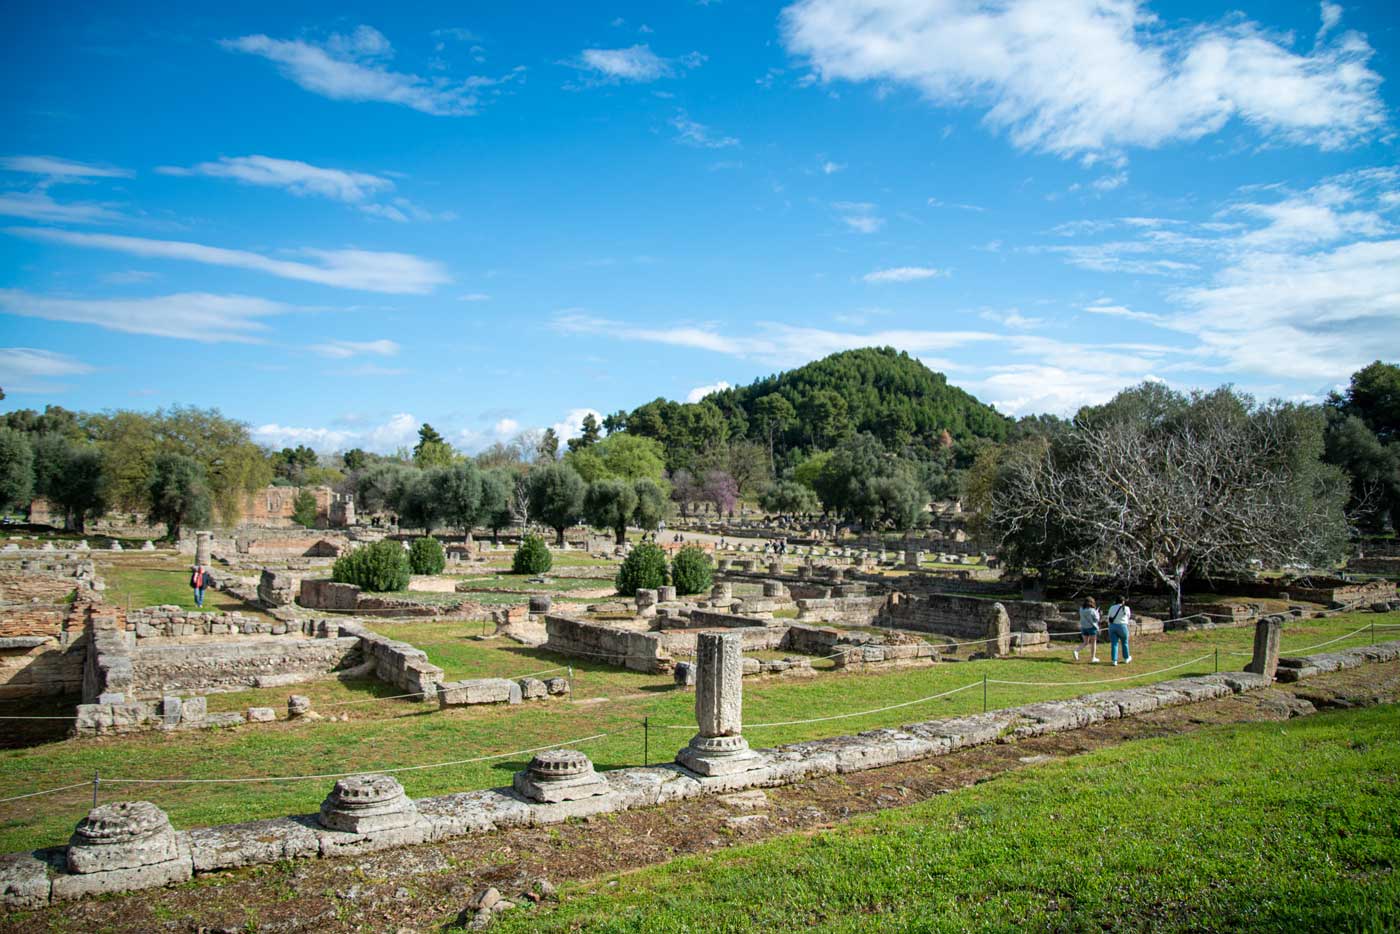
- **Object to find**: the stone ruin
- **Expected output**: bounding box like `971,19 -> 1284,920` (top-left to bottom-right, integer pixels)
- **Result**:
676,632 -> 763,776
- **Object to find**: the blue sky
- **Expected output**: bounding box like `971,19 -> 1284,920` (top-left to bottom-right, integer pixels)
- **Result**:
2,0 -> 1397,452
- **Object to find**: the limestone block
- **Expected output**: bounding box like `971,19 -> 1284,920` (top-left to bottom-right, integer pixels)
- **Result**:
517,677 -> 547,700
436,678 -> 514,707
160,696 -> 182,728
178,696 -> 206,724
187,816 -> 319,872
529,594 -> 552,615
318,774 -> 418,834
246,707 -> 276,723
673,661 -> 696,687
0,852 -> 51,909
1244,617 -> 1282,678
67,802 -> 180,874
512,749 -> 611,803
51,837 -> 192,900
287,694 -> 313,718
544,677 -> 570,696
418,790 -> 532,841
657,586 -> 677,602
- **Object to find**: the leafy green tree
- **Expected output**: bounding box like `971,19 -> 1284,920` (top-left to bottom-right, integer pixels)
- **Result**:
615,542 -> 668,596
1325,361 -> 1400,531
869,473 -> 926,531
566,413 -> 602,454
357,462 -> 416,515
396,471 -> 440,533
537,428 -> 561,462
670,545 -> 713,595
428,461 -> 483,538
408,536 -> 446,575
147,453 -> 211,540
413,423 -> 455,469
479,468 -> 515,543
0,428 -> 34,514
791,451 -> 832,492
34,439 -> 107,533
584,479 -> 639,546
272,445 -> 319,483
753,393 -> 796,463
527,462 -> 586,546
512,534 -> 553,574
342,448 -> 369,472
633,478 -> 668,532
759,479 -> 820,516
333,540 -> 411,592
291,489 -> 318,528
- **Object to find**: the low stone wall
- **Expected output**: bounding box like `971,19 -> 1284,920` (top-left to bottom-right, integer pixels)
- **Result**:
542,616 -> 670,673
298,579 -> 463,618
655,626 -> 787,656
128,637 -> 363,697
782,623 -> 938,667
298,579 -> 361,611
880,592 -> 1059,640
1347,557 -> 1400,578
794,595 -> 884,624
0,633 -> 85,699
336,621 -> 444,698
125,607 -> 308,640
436,676 -> 569,707
19,642 -> 1390,907
684,609 -> 773,629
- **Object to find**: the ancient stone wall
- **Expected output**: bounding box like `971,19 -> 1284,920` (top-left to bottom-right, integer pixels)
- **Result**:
128,638 -> 363,697
125,607 -> 310,640
542,616 -> 670,673
794,595 -> 884,624
684,609 -> 773,629
0,633 -> 85,699
335,621 -> 443,698
880,592 -> 1060,639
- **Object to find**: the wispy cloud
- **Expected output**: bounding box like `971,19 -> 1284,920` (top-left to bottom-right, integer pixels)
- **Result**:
863,265 -> 943,283
0,290 -> 295,342
0,191 -> 123,224
221,25 -> 516,116
309,338 -> 400,358
570,45 -> 704,83
834,201 -> 883,234
0,155 -> 132,179
8,227 -> 450,294
0,347 -> 94,393
670,111 -> 740,148
686,380 -> 732,402
782,0 -> 1386,159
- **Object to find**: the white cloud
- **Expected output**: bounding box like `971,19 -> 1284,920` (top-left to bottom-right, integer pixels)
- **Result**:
221,26 -> 513,116
551,407 -> 604,443
863,265 -> 943,283
686,381 -> 732,402
928,198 -> 985,211
834,201 -> 883,233
0,155 -> 132,179
781,0 -> 1386,158
309,339 -> 400,358
576,45 -> 679,82
670,112 -> 739,148
0,191 -> 123,224
251,423 -> 357,450
1082,300 -> 1164,324
458,292 -> 491,302
979,309 -> 1042,329
494,418 -> 519,435
0,347 -> 94,392
8,227 -> 449,294
158,155 -> 393,203
0,289 -> 293,342
821,160 -> 845,174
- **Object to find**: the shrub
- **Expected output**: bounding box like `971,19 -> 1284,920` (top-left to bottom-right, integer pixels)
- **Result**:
408,536 -> 446,575
291,489 -> 318,529
616,542 -> 668,596
512,534 -> 553,574
332,539 -> 411,592
670,545 -> 714,595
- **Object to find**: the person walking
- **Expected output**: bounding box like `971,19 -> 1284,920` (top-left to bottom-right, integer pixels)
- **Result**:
190,563 -> 212,609
1074,596 -> 1101,663
1107,595 -> 1133,665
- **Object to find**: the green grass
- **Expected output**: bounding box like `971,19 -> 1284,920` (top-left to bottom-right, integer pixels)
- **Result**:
97,558 -> 263,617
0,611 -> 1393,856
486,704 -> 1400,933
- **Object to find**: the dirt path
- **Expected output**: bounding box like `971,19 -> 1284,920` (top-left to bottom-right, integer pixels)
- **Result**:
11,662 -> 1400,934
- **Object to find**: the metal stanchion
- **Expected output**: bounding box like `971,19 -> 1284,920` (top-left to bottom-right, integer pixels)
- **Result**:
643,717 -> 649,767
982,674 -> 987,713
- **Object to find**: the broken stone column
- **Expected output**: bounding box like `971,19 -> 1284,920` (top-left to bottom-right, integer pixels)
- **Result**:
762,580 -> 785,598
66,801 -> 183,875
194,531 -> 213,567
676,632 -> 762,776
287,694 -> 313,719
985,602 -> 1012,657
318,774 -> 418,833
710,582 -> 732,602
512,749 -> 609,803
1244,616 -> 1283,679
635,589 -> 658,617
767,560 -> 782,577
673,661 -> 696,687
528,594 -> 552,616
657,585 -> 677,603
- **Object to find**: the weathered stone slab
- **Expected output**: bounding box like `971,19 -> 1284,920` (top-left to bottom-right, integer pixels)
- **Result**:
601,767 -> 702,809
0,852 -> 51,909
188,816 -> 319,872
436,678 -> 515,707
315,817 -> 432,858
418,790 -> 533,841
52,837 -> 192,900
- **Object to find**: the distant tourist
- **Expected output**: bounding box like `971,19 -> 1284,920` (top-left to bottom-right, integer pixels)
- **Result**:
1074,596 -> 1101,663
190,564 -> 213,609
1107,596 -> 1133,665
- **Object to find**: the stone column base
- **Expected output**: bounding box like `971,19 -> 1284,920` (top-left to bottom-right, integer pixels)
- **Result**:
676,733 -> 763,776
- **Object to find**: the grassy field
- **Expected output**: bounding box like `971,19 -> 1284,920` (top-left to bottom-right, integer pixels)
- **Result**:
0,610 -> 1393,855
97,558 -> 263,617
485,704 -> 1400,933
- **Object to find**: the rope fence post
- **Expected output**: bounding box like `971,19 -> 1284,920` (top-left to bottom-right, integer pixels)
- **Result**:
1214,647 -> 1218,673
1372,621 -> 1376,645
982,674 -> 987,713
643,717 -> 650,767
92,770 -> 99,809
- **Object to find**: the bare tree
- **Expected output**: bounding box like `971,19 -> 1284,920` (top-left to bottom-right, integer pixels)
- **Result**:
510,475 -> 531,533
986,385 -> 1347,618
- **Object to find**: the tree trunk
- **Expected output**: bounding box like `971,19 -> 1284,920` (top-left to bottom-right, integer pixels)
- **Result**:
615,527 -> 627,546
491,529 -> 500,545
555,526 -> 566,547
1170,576 -> 1184,620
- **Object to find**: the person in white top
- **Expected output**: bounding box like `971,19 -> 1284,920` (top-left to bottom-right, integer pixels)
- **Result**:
1074,596 -> 1100,663
1106,595 -> 1133,665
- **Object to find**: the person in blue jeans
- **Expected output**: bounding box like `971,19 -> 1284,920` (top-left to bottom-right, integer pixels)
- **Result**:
190,564 -> 212,608
1107,595 -> 1133,665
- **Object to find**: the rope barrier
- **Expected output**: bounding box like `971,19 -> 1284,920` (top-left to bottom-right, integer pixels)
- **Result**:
98,732 -> 611,786
0,781 -> 93,804
1226,624 -> 1375,657
985,653 -> 1215,687
660,680 -> 983,730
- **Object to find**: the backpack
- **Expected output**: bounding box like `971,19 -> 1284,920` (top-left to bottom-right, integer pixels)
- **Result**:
190,569 -> 205,588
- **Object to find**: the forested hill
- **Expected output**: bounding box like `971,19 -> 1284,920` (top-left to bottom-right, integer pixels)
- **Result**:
611,347 -> 1010,472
